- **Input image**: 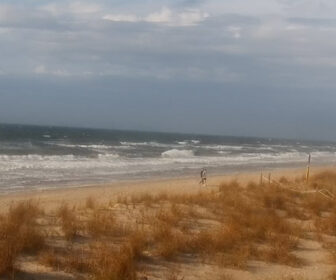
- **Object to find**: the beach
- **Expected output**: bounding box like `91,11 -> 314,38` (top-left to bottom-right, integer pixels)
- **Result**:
1,124 -> 336,194
0,165 -> 324,212
3,0 -> 336,278
0,165 -> 335,279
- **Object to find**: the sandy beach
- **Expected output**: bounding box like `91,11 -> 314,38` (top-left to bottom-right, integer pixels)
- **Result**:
0,165 -> 327,212
0,165 -> 335,280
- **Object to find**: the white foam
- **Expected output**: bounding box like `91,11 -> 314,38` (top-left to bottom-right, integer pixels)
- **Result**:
55,143 -> 111,150
202,145 -> 244,151
1,142 -> 336,192
0,154 -> 76,161
177,140 -> 200,145
161,149 -> 194,158
98,153 -> 120,159
120,141 -> 175,148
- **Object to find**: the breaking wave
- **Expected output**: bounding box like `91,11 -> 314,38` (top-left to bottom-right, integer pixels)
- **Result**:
161,149 -> 194,158
1,123 -> 336,192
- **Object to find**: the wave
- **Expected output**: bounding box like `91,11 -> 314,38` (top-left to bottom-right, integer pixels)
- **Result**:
177,140 -> 200,145
0,154 -> 76,161
0,153 -> 120,161
98,153 -> 120,159
54,143 -> 111,150
202,145 -> 245,151
120,141 -> 177,148
0,149 -> 335,191
161,149 -> 194,158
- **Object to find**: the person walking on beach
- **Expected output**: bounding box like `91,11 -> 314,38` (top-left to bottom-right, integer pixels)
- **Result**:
200,168 -> 207,186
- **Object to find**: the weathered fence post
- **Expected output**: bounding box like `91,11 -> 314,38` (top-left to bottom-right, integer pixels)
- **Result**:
306,153 -> 311,184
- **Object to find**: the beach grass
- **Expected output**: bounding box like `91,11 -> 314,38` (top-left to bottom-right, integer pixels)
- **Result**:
1,170 -> 336,279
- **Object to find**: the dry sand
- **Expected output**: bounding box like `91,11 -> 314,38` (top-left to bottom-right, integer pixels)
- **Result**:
0,166 -> 324,212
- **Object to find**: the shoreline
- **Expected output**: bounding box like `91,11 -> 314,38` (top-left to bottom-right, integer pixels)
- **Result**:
0,164 -> 334,211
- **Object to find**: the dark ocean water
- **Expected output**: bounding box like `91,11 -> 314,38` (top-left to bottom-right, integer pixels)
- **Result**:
0,123 -> 335,193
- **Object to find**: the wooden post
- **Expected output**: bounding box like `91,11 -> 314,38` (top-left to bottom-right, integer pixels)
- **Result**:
268,173 -> 271,185
306,153 -> 311,184
260,170 -> 263,186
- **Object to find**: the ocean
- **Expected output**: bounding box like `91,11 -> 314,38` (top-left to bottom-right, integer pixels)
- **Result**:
0,123 -> 335,193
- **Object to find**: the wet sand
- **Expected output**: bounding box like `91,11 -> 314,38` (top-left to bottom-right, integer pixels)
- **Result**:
0,165 -> 332,212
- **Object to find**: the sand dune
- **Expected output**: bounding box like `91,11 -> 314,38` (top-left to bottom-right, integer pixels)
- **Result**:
0,166 -> 335,280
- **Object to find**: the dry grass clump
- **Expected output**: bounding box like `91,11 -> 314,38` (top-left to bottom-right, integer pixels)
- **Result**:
200,222 -> 246,254
127,230 -> 149,260
155,204 -> 185,227
39,229 -> 147,278
131,193 -> 156,208
165,270 -> 184,280
86,196 -> 97,210
304,193 -> 335,216
262,241 -> 302,267
0,201 -> 45,276
152,223 -> 188,260
259,185 -> 289,210
117,195 -> 129,206
89,243 -> 137,280
39,246 -> 90,274
189,223 -> 253,268
39,248 -> 62,269
310,171 -> 336,190
57,203 -> 81,241
329,270 -> 336,280
85,210 -> 115,238
314,210 -> 336,235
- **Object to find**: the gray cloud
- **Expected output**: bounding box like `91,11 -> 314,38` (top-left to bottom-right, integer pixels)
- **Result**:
0,0 -> 336,140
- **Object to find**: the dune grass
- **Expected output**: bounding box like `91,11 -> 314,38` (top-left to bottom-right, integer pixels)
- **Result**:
1,171 -> 336,279
0,201 -> 45,276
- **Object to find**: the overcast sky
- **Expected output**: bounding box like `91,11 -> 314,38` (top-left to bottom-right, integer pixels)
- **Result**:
0,0 -> 336,141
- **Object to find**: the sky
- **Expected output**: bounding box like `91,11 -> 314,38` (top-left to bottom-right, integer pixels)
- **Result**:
0,0 -> 336,141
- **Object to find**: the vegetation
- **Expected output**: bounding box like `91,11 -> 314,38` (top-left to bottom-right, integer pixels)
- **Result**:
1,171 -> 336,279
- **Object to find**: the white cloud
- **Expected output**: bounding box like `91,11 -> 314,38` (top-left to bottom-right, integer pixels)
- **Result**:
69,2 -> 101,14
176,10 -> 209,26
34,65 -> 46,74
0,4 -> 10,18
228,26 -> 242,39
0,27 -> 10,34
199,0 -> 283,16
102,14 -> 138,23
103,7 -> 209,26
145,7 -> 172,23
40,2 -> 101,16
34,65 -> 69,76
285,24 -> 306,31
